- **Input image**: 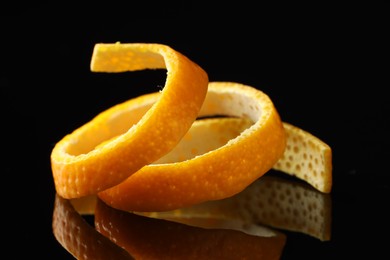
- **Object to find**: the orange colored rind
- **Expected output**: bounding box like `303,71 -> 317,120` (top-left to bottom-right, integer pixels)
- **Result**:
51,42 -> 332,213
98,82 -> 286,211
51,43 -> 208,198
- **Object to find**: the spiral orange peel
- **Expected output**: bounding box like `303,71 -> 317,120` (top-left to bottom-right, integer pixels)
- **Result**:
51,43 -> 208,198
50,42 -> 332,212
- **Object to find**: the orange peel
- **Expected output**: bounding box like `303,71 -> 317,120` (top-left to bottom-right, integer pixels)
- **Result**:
51,43 -> 208,198
98,82 -> 287,211
50,42 -> 332,213
273,122 -> 332,193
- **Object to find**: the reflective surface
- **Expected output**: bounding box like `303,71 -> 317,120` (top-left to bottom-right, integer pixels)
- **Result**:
2,3 -> 388,259
52,175 -> 328,259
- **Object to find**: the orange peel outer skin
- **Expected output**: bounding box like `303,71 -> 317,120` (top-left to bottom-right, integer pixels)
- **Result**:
51,43 -> 208,199
98,82 -> 287,212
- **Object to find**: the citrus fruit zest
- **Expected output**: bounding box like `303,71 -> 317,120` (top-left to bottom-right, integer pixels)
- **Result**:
50,43 -> 208,198
153,117 -> 332,194
273,122 -> 332,193
51,42 -> 332,214
97,82 -> 287,212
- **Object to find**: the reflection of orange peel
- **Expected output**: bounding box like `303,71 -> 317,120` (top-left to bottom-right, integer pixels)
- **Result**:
52,195 -> 132,259
94,198 -> 286,260
51,42 -> 332,212
140,175 -> 332,241
52,194 -> 286,259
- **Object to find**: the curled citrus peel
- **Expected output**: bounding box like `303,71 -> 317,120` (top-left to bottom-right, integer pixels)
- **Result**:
273,122 -> 332,193
98,82 -> 287,211
51,42 -> 332,213
51,43 -> 208,198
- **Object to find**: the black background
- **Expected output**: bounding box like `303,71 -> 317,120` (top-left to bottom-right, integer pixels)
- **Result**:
1,2 -> 388,259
